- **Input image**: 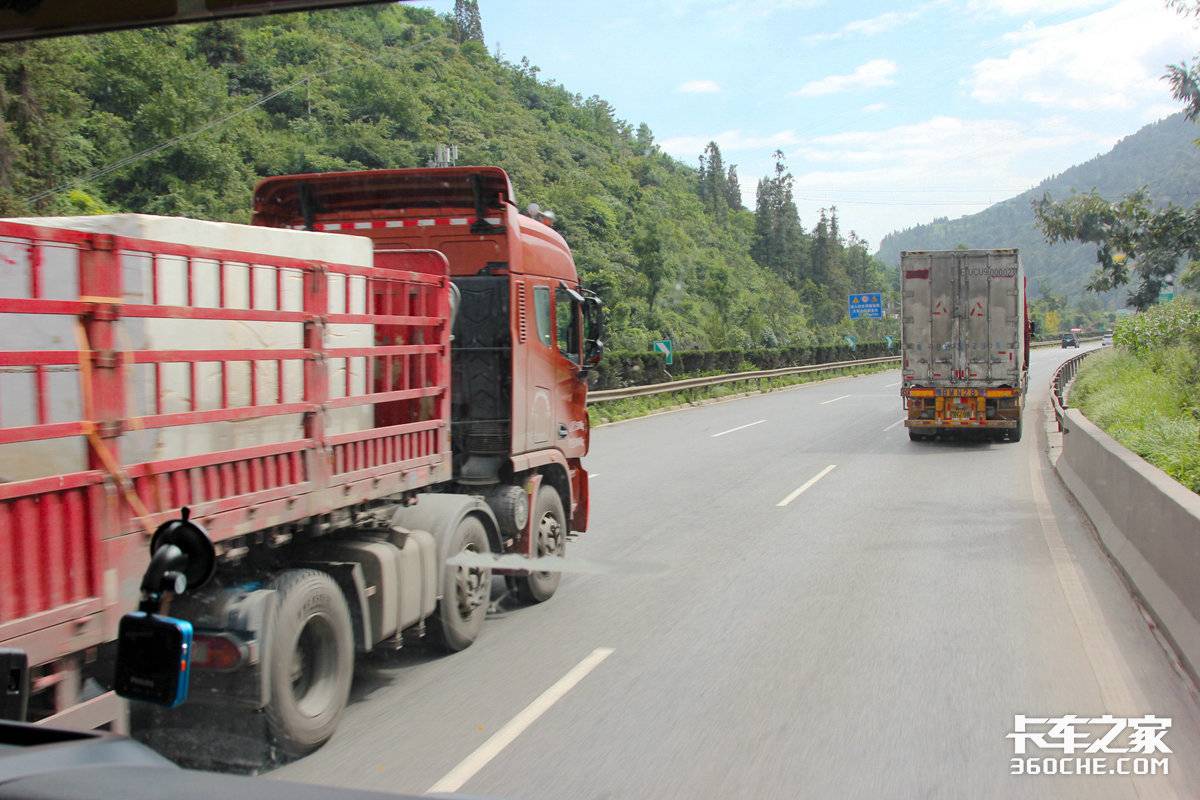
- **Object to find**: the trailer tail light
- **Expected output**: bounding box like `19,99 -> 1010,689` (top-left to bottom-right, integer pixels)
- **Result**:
191,633 -> 247,671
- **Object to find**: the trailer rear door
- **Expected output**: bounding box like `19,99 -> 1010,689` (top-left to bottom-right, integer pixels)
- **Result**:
902,249 -> 1022,387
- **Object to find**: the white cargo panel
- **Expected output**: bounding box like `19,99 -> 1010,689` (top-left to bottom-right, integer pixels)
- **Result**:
900,249 -> 1024,388
0,214 -> 375,482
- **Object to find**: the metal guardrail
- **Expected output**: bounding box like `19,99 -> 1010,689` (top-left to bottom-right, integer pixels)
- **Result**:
1051,349 -> 1095,432
588,337 -> 1106,406
586,355 -> 900,404
1032,334 -> 1104,349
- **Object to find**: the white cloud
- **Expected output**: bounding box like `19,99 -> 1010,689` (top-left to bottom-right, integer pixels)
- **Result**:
677,79 -> 721,94
862,102 -> 888,113
655,112 -> 1135,245
782,115 -> 1116,247
970,0 -> 1200,111
793,59 -> 898,97
711,0 -> 823,17
658,129 -> 801,157
805,8 -> 924,43
666,0 -> 823,18
970,0 -> 1111,14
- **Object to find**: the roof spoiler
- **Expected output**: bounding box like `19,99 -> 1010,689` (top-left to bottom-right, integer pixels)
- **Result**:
252,167 -> 515,229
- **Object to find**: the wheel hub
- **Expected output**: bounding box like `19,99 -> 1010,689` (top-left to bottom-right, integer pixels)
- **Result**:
289,613 -> 337,718
537,512 -> 562,557
454,543 -> 489,616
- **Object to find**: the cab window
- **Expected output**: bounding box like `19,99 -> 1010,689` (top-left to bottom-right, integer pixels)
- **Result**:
533,285 -> 552,347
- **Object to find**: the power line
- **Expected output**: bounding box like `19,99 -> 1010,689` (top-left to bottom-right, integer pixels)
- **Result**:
25,64 -> 352,206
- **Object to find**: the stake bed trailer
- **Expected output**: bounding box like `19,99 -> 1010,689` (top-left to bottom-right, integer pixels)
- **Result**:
0,167 -> 602,765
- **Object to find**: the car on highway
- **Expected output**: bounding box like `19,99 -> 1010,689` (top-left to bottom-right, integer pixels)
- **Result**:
1102,333 -> 1113,346
1061,332 -> 1080,348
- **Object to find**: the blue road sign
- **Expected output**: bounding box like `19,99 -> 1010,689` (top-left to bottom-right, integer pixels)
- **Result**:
848,292 -> 883,319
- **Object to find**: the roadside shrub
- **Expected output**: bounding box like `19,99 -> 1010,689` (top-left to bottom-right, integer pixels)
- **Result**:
1072,348 -> 1200,493
589,341 -> 894,390
1112,299 -> 1200,356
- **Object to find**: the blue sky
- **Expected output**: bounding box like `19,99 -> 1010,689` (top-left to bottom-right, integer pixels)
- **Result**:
414,0 -> 1200,248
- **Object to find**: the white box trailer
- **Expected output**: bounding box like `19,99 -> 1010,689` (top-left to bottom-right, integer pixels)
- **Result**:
0,214 -> 374,482
900,249 -> 1029,441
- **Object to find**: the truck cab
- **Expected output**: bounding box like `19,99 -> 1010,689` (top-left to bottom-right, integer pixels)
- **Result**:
252,167 -> 603,535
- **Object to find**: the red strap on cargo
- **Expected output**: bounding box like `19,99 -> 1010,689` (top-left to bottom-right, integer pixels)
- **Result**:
74,318 -> 157,536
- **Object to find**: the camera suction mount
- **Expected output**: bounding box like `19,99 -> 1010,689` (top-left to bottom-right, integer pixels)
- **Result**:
138,507 -> 215,613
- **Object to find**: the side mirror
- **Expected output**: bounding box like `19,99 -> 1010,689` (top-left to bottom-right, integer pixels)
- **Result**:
583,338 -> 604,369
1029,319 -> 1038,335
578,290 -> 605,375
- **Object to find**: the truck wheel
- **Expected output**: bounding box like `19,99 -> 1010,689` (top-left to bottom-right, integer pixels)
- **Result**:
428,515 -> 492,653
264,569 -> 354,759
486,484 -> 528,537
908,430 -> 930,442
514,486 -> 565,604
1009,417 -> 1024,442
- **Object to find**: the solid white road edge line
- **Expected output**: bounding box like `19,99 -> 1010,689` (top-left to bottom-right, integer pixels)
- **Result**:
883,417 -> 905,432
711,419 -> 767,438
1024,415 -> 1175,799
776,465 -> 837,507
426,648 -> 615,795
1026,431 -> 1140,714
820,395 -> 851,405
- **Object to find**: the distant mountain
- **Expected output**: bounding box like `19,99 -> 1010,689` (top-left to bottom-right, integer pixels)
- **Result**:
875,113 -> 1200,305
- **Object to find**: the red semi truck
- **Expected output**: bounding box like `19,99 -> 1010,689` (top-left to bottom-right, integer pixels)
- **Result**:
0,166 -> 603,763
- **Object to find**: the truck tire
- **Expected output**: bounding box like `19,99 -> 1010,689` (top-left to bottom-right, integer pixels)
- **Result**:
514,486 -> 565,604
263,569 -> 354,759
908,429 -> 931,442
428,515 -> 492,653
1009,417 -> 1024,442
486,484 -> 528,537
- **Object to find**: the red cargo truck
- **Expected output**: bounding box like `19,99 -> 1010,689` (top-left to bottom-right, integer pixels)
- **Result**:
0,167 -> 603,763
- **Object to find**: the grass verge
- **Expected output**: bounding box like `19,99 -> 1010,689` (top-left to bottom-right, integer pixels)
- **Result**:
1071,347 -> 1200,493
589,362 -> 896,426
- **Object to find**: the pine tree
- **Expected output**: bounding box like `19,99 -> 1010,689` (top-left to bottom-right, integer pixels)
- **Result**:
453,0 -> 484,43
725,164 -> 742,211
750,151 -> 807,285
751,177 -> 774,267
698,141 -> 729,221
635,123 -> 655,155
812,209 -> 830,283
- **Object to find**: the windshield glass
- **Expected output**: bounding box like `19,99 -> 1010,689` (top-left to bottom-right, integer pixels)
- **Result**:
2,1 -> 1200,797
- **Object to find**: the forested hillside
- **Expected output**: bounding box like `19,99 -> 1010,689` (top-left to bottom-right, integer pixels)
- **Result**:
876,114 -> 1200,307
0,3 -> 894,352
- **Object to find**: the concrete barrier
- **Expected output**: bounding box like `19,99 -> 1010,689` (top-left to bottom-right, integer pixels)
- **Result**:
1055,406 -> 1200,683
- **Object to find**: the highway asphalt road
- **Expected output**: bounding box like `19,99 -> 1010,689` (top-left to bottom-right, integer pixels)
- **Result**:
274,345 -> 1200,799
